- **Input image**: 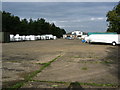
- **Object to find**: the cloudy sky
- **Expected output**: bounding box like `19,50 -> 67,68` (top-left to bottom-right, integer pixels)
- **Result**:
2,2 -> 118,32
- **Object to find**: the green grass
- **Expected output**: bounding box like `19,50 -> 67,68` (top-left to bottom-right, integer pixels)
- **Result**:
102,60 -> 113,64
7,55 -> 61,89
81,67 -> 88,70
37,63 -> 48,65
31,80 -> 69,84
51,85 -> 58,87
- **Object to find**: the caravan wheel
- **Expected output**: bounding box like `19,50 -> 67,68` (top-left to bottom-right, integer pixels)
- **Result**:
112,42 -> 116,46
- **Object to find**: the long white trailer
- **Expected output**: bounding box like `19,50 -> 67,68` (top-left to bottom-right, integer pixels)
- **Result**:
85,34 -> 120,46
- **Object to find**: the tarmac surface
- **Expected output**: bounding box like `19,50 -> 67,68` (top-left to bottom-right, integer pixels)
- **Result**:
2,39 -> 119,88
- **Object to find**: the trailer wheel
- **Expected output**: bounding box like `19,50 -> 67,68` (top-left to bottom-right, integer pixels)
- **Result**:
112,42 -> 116,46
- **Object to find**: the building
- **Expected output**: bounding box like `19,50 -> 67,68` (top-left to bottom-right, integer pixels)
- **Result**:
71,30 -> 83,36
71,30 -> 83,39
63,30 -> 83,39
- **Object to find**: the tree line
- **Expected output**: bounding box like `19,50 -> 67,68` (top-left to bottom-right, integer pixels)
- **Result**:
2,11 -> 66,38
106,2 -> 120,34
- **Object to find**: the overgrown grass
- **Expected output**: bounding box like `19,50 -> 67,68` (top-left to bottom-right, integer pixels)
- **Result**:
6,55 -> 61,90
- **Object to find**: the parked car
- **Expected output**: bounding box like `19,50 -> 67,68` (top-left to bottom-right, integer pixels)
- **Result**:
65,37 -> 74,40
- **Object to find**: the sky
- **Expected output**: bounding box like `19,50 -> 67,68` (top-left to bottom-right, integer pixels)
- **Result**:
2,0 -> 120,2
2,2 -> 119,33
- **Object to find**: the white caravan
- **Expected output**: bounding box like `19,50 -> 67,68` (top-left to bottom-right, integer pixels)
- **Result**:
14,34 -> 22,41
85,34 -> 120,46
10,34 -> 15,41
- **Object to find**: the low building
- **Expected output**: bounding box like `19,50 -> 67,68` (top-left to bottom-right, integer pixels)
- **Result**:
63,34 -> 74,39
63,30 -> 83,39
71,30 -> 83,36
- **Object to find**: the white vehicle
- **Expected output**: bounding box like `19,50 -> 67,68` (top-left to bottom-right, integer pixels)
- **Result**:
86,34 -> 120,46
53,36 -> 57,40
81,35 -> 88,39
84,36 -> 90,43
40,35 -> 46,40
14,34 -> 22,41
10,34 -> 15,41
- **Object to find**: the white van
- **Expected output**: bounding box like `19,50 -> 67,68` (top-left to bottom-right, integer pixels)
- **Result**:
86,34 -> 120,46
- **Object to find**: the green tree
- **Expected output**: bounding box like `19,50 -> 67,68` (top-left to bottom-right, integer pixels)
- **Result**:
19,18 -> 29,35
2,11 -> 66,37
2,11 -> 21,35
106,2 -> 120,34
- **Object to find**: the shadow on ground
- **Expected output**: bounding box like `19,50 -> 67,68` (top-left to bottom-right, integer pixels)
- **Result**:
104,45 -> 120,85
67,82 -> 84,90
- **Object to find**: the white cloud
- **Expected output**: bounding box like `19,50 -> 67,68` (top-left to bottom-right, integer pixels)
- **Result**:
58,20 -> 81,22
90,17 -> 106,21
97,17 -> 104,20
91,18 -> 95,21
48,20 -> 57,24
59,25 -> 84,28
59,21 -> 68,22
2,0 -> 119,2
48,20 -> 82,23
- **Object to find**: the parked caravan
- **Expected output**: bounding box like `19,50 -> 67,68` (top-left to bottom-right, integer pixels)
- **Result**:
25,36 -> 31,41
41,35 -> 46,40
14,34 -> 22,41
21,35 -> 26,41
86,34 -> 120,46
35,35 -> 41,40
10,34 -> 15,41
29,35 -> 35,40
45,34 -> 54,40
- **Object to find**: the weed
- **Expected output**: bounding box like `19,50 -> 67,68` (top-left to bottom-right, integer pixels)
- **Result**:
37,63 -> 47,65
51,85 -> 58,87
102,60 -> 113,64
81,67 -> 88,70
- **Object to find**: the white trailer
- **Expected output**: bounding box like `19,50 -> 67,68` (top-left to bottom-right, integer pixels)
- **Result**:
85,34 -> 120,46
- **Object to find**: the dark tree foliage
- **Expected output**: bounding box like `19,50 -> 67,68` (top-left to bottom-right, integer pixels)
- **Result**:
2,11 -> 66,38
106,2 -> 120,34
